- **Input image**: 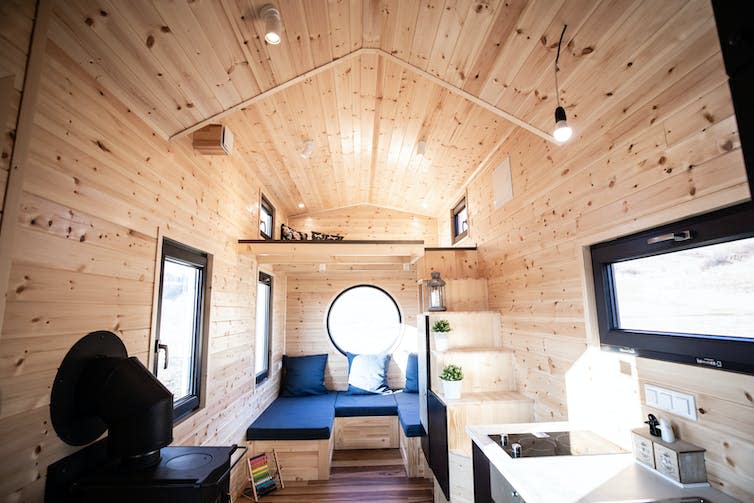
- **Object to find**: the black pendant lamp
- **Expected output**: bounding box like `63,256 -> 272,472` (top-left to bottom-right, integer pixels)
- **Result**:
553,25 -> 573,143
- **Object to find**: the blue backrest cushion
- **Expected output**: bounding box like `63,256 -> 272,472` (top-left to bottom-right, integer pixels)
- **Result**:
346,352 -> 390,395
404,353 -> 419,393
281,354 -> 329,396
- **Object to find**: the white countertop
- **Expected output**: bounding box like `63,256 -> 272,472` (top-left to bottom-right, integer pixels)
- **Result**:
467,422 -> 741,503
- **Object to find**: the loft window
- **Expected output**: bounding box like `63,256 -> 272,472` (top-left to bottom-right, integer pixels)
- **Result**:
255,271 -> 273,384
326,285 -> 403,355
451,196 -> 469,244
154,238 -> 209,421
590,202 -> 754,374
260,195 -> 275,240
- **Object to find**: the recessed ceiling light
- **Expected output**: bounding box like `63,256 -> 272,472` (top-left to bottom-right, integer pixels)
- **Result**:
298,203 -> 305,209
260,4 -> 282,45
300,140 -> 314,159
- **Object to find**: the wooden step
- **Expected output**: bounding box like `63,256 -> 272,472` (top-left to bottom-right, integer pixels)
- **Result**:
331,448 -> 403,468
442,391 -> 535,456
431,349 -> 516,393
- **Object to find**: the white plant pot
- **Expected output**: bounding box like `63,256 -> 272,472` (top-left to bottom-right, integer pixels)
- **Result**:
433,331 -> 449,352
441,379 -> 462,400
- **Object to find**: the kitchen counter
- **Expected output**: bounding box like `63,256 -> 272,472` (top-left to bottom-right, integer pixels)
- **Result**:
467,422 -> 740,503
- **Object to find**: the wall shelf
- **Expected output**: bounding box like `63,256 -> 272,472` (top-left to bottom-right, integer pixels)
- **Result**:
238,239 -> 425,266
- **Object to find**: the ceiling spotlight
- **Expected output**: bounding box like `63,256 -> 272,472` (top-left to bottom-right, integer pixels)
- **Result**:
552,25 -> 572,143
300,140 -> 314,159
298,202 -> 305,209
260,4 -> 282,45
416,140 -> 427,156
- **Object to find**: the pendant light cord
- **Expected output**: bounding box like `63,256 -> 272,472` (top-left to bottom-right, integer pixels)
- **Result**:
554,24 -> 567,108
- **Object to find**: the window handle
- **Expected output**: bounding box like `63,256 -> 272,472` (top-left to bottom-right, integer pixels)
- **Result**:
647,230 -> 692,244
158,343 -> 169,370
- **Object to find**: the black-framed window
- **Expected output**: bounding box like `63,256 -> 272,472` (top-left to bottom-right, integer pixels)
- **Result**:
154,238 -> 208,421
451,196 -> 468,244
326,284 -> 403,355
255,271 -> 273,384
590,202 -> 754,374
260,195 -> 274,240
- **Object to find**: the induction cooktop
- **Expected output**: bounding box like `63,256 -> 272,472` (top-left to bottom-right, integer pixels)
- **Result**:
488,431 -> 628,458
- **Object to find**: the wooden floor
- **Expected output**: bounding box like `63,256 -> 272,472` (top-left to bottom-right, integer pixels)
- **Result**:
248,449 -> 433,502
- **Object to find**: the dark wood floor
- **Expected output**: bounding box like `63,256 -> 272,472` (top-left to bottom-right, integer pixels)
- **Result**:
250,449 -> 433,502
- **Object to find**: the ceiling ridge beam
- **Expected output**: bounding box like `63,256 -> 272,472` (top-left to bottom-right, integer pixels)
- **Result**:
171,48 -> 556,144
290,202 -> 437,219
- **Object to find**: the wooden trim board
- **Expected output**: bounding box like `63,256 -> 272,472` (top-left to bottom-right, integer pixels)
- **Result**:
0,0 -> 54,339
170,48 -> 556,144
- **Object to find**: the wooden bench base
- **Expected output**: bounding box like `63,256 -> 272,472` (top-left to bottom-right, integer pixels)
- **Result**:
400,430 -> 430,478
333,416 -> 399,450
247,437 -> 333,482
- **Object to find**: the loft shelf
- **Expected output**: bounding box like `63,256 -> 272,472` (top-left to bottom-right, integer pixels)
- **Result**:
238,239 -> 425,266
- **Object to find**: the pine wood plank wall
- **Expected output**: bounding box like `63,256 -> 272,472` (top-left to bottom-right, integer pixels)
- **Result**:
0,0 -> 35,225
0,42 -> 286,501
285,269 -> 418,391
288,204 -> 438,245
435,6 -> 754,500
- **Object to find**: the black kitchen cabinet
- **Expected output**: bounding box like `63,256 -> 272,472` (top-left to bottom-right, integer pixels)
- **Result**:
427,389 -> 450,500
472,442 -> 492,503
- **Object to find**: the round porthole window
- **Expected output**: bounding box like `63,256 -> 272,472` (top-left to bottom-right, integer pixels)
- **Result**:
326,284 -> 403,355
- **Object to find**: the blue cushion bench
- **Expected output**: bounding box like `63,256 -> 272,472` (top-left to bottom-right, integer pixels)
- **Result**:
394,391 -> 424,437
334,391 -> 398,417
246,392 -> 337,440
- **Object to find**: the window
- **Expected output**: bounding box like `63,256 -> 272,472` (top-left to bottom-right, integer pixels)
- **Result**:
260,195 -> 274,240
255,271 -> 273,384
154,239 -> 208,420
326,285 -> 403,355
451,196 -> 468,244
590,202 -> 754,374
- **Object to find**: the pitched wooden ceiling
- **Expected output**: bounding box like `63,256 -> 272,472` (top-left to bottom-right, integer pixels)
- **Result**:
49,0 -> 715,217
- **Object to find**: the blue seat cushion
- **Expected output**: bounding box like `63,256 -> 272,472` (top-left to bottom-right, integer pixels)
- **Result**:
394,391 -> 425,437
281,354 -> 329,397
246,392 -> 337,440
334,391 -> 398,417
404,353 -> 419,393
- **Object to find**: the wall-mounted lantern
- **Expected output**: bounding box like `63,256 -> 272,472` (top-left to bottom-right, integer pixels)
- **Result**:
428,271 -> 447,312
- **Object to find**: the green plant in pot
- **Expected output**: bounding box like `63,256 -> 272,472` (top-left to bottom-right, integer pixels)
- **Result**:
432,319 -> 451,352
439,363 -> 463,400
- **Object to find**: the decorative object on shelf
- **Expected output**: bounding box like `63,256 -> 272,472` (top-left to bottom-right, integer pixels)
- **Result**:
439,364 -> 463,400
432,319 -> 451,351
427,271 -> 447,311
552,24 -> 573,143
439,364 -> 463,399
311,230 -> 344,240
280,223 -> 308,240
243,450 -> 285,501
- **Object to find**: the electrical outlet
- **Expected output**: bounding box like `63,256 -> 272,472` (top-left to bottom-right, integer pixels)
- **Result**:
644,384 -> 697,420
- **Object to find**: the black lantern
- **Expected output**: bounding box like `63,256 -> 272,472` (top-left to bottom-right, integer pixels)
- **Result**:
428,271 -> 447,311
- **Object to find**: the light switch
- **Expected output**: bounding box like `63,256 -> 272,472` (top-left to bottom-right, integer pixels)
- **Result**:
644,384 -> 697,421
658,392 -> 673,409
646,387 -> 659,407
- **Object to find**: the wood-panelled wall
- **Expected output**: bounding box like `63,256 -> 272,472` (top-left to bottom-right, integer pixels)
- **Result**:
288,204 -> 438,246
286,269 -> 418,391
436,3 -> 754,499
0,41 -> 286,501
0,0 -> 35,223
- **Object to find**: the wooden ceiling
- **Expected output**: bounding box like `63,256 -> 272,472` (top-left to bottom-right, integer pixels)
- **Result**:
48,0 -> 715,217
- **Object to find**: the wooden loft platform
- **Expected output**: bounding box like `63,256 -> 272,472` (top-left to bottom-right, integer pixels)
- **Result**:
238,240 -> 425,270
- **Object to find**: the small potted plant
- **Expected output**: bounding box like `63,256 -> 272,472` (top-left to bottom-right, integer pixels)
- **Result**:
432,319 -> 451,351
439,364 -> 463,400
